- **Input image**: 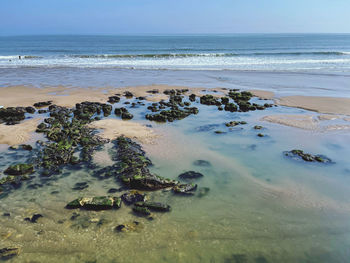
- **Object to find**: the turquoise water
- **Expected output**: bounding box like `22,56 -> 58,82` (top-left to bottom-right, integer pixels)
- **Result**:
1,96 -> 350,262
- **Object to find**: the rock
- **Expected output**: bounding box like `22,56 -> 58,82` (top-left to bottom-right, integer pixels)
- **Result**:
257,133 -> 265,137
25,106 -> 36,114
114,137 -> 179,190
0,107 -> 26,125
214,130 -> 225,134
24,213 -> 43,223
178,171 -> 204,180
3,213 -> 10,217
38,109 -> 47,114
33,101 -> 52,108
193,160 -> 211,167
224,103 -> 238,112
4,164 -> 34,176
173,183 -> 197,195
107,188 -> 123,194
132,206 -> 151,216
0,175 -> 30,186
254,125 -> 263,130
284,150 -> 333,163
124,91 -> 133,98
225,121 -> 247,127
72,182 -> 89,191
9,144 -> 32,151
146,89 -> 159,94
66,196 -> 122,210
121,112 -> 133,120
0,247 -> 20,260
221,97 -> 230,104
115,221 -> 142,233
200,95 -> 221,106
121,190 -> 147,205
134,201 -> 171,212
189,94 -> 196,102
108,95 -> 120,104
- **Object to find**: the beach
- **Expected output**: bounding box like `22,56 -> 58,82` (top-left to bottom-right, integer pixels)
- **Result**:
1,35 -> 350,263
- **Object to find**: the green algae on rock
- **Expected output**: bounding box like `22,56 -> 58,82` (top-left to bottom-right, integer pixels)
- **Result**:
4,163 -> 35,176
284,149 -> 333,163
66,196 -> 122,210
134,201 -> 171,212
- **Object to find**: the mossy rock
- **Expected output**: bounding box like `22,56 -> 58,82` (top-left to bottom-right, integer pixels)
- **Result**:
4,164 -> 34,176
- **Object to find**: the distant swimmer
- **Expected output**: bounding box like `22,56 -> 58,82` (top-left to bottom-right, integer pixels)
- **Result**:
19,56 -> 21,60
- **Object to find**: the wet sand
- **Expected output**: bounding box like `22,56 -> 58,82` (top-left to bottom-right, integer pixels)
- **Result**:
88,119 -> 158,144
0,118 -> 40,145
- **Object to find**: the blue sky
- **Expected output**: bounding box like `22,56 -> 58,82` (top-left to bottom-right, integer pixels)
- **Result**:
1,0 -> 349,35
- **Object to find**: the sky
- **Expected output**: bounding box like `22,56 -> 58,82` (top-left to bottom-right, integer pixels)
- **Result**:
0,0 -> 350,35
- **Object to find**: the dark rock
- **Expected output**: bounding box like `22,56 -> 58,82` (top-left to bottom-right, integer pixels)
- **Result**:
121,112 -> 133,120
0,247 -> 20,260
221,97 -> 230,104
108,96 -> 120,104
134,201 -> 171,212
225,121 -> 247,127
4,163 -> 34,175
25,106 -> 36,114
38,109 -> 47,114
200,95 -> 221,106
124,91 -> 133,98
224,103 -> 238,112
257,133 -> 265,137
0,107 -> 26,125
189,94 -> 196,102
115,221 -> 142,233
173,183 -> 197,195
284,149 -> 333,163
193,160 -> 211,167
132,206 -> 151,216
178,171 -> 204,180
33,101 -> 52,108
24,213 -> 43,223
121,190 -> 147,205
72,182 -> 89,191
2,213 -> 10,217
254,125 -> 263,130
146,89 -> 159,94
107,188 -> 123,194
66,196 -> 121,210
9,144 -> 33,151
214,130 -> 225,134
114,137 -> 178,190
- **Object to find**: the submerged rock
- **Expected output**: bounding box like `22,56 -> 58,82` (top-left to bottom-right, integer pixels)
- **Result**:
173,183 -> 197,195
134,201 -> 171,212
225,121 -> 247,127
0,247 -> 20,260
9,144 -> 33,151
178,171 -> 204,180
24,213 -> 43,223
193,160 -> 211,167
254,125 -> 264,130
115,221 -> 142,233
200,95 -> 221,106
121,190 -> 147,205
33,101 -> 52,108
284,150 -> 333,163
132,206 -> 151,216
66,196 -> 122,210
114,137 -> 178,190
4,163 -> 34,176
72,182 -> 89,191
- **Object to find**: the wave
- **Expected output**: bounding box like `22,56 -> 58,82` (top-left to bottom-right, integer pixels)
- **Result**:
0,55 -> 43,59
69,51 -> 350,59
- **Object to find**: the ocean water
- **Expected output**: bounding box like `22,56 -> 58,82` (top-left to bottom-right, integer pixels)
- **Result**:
1,34 -> 350,72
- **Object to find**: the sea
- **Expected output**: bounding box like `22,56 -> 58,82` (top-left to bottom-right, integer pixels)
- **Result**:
1,34 -> 350,72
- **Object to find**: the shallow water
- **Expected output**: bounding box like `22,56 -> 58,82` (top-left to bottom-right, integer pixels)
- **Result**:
1,96 -> 350,263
